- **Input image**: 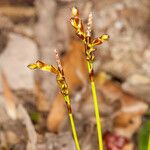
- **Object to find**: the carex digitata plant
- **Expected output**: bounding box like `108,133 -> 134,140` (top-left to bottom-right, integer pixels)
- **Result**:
70,7 -> 109,150
28,50 -> 81,150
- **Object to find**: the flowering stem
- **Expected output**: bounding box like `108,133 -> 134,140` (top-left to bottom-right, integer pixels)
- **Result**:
70,7 -> 108,150
64,95 -> 81,150
87,61 -> 103,150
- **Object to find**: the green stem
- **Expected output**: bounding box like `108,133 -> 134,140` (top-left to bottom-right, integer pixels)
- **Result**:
64,95 -> 81,150
148,134 -> 150,150
87,61 -> 103,150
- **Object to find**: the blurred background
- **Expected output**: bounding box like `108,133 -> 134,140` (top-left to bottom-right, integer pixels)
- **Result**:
0,0 -> 150,150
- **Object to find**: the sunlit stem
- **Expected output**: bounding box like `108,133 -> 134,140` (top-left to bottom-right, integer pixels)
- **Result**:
64,95 -> 81,150
148,134 -> 150,150
87,61 -> 103,150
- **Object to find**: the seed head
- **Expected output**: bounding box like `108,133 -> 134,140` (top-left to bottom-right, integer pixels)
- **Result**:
54,49 -> 63,74
86,12 -> 93,37
71,7 -> 78,17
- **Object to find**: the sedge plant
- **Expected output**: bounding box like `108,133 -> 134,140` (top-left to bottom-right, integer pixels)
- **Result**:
70,7 -> 109,150
28,50 -> 81,150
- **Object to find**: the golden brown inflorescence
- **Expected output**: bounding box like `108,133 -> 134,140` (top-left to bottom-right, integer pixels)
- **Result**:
70,7 -> 109,63
28,58 -> 68,97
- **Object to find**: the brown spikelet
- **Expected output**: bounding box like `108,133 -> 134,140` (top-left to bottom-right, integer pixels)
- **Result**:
86,12 -> 93,37
54,49 -> 63,74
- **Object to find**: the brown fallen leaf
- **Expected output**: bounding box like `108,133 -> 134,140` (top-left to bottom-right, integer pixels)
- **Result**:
97,80 -> 148,138
47,40 -> 88,132
47,93 -> 66,133
114,116 -> 142,138
1,72 -> 17,120
34,80 -> 49,112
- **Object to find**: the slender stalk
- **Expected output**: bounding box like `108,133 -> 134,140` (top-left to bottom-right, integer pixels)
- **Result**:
148,134 -> 150,150
87,61 -> 103,150
64,95 -> 81,150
